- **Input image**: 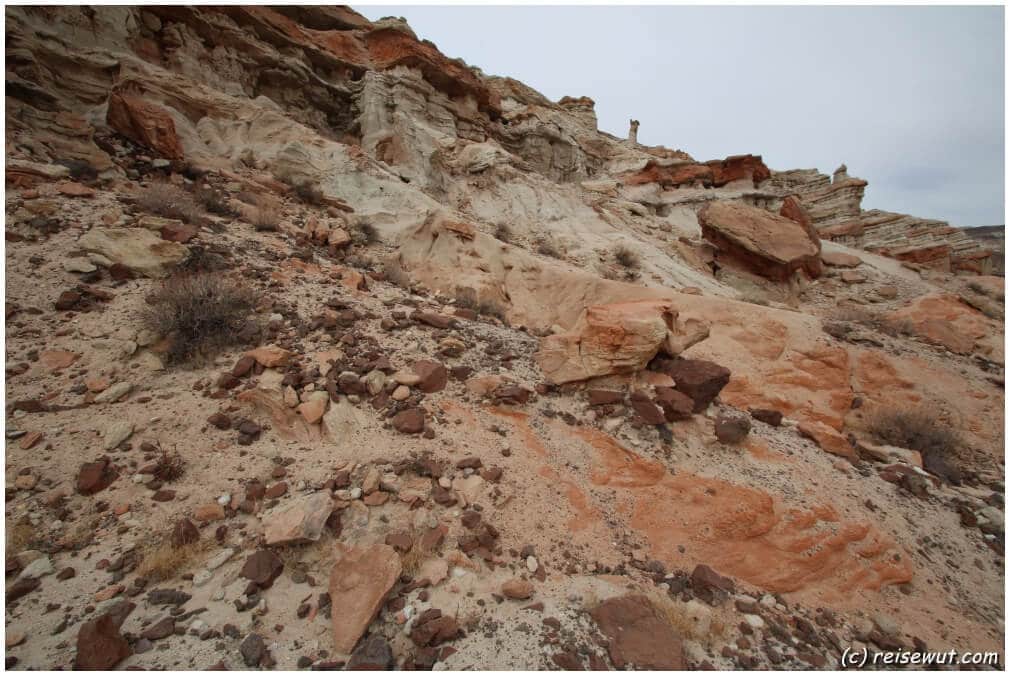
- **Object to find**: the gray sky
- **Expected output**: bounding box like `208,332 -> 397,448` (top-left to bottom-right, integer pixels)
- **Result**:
360,6 -> 1004,227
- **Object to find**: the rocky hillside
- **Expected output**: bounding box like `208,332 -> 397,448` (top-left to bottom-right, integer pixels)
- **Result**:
4,5 -> 1005,671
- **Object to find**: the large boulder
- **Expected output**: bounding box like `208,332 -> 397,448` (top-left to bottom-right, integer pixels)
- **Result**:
651,357 -> 730,413
698,200 -> 822,281
535,300 -> 708,384
329,543 -> 402,654
106,92 -> 185,160
589,595 -> 685,669
77,228 -> 188,278
74,601 -> 135,669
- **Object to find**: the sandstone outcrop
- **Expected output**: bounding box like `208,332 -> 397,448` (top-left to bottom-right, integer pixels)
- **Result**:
535,300 -> 709,384
698,200 -> 822,281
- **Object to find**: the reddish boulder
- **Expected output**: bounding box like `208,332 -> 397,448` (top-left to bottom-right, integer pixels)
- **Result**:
106,92 -> 184,160
699,200 -> 822,281
749,408 -> 783,427
691,564 -> 735,605
412,360 -> 447,393
77,458 -> 118,495
589,595 -> 685,669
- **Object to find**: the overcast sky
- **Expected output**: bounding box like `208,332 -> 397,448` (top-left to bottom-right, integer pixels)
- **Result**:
360,6 -> 1004,227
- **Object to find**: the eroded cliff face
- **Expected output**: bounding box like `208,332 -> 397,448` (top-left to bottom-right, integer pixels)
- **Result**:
4,5 -> 1004,672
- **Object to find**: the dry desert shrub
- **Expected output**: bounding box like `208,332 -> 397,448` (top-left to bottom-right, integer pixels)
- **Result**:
138,181 -> 202,223
867,407 -> 963,482
650,592 -> 727,647
536,238 -> 562,259
382,258 -> 411,288
252,202 -> 281,232
137,538 -> 210,583
476,298 -> 507,321
493,223 -> 512,243
292,180 -> 325,206
153,449 -> 186,482
142,273 -> 257,365
827,307 -> 914,339
194,180 -> 235,216
454,286 -> 478,310
6,517 -> 35,555
351,220 -> 378,246
613,244 -> 640,269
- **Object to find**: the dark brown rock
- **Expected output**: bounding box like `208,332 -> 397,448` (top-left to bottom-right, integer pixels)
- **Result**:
392,408 -> 425,434
141,616 -> 175,640
749,408 -> 783,426
347,635 -> 394,670
240,550 -> 284,589
587,389 -> 623,406
654,387 -> 694,421
690,564 -> 735,605
656,357 -> 730,412
412,360 -> 447,393
77,458 -> 117,495
629,390 -> 665,425
73,601 -> 135,669
714,412 -> 751,444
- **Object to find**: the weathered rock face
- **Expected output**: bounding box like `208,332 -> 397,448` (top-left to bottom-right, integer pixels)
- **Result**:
621,154 -> 771,189
329,543 -> 402,654
698,200 -> 822,281
535,299 -> 709,384
769,167 -> 993,273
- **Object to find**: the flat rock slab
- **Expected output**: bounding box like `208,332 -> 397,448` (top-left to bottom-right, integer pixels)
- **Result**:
329,543 -> 401,654
78,227 -> 187,278
589,594 -> 685,669
263,491 -> 333,546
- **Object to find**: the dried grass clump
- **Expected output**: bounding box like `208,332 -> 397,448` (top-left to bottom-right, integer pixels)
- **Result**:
6,518 -> 35,555
613,244 -> 640,269
194,181 -> 235,216
493,223 -> 512,243
351,220 -> 378,246
867,407 -> 963,482
142,273 -> 257,364
536,238 -> 562,259
382,259 -> 411,288
252,203 -> 281,232
292,180 -> 325,206
827,307 -> 914,339
476,298 -> 506,321
137,539 -> 210,583
454,286 -> 478,310
137,182 -> 202,223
